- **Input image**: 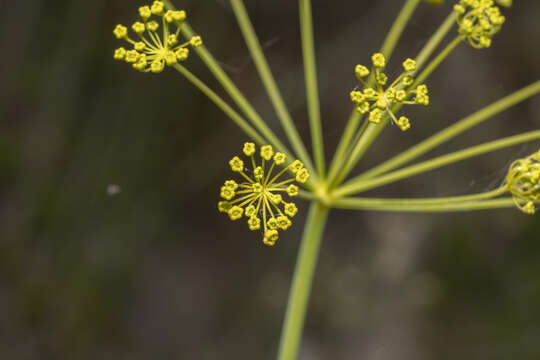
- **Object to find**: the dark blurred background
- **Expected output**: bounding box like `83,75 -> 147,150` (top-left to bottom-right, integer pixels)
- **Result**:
1,0 -> 540,359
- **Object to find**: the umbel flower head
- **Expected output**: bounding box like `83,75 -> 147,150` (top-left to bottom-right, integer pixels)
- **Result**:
454,0 -> 506,49
113,1 -> 202,73
350,53 -> 429,131
218,143 -> 310,246
505,150 -> 540,215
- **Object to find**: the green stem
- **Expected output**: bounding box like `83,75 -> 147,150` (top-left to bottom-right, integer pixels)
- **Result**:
326,0 -> 422,186
333,197 -> 521,212
299,0 -> 325,178
413,35 -> 463,87
334,130 -> 540,198
380,0 -> 422,59
277,202 -> 329,360
332,35 -> 464,187
415,12 -> 457,69
230,0 -> 317,181
163,1 -> 293,158
172,64 -> 266,144
338,186 -> 507,208
358,80 -> 540,180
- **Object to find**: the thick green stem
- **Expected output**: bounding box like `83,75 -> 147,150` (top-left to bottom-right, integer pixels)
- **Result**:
230,0 -> 317,181
277,202 -> 329,360
172,64 -> 266,144
413,35 -> 463,87
333,197 -> 522,212
299,0 -> 325,178
334,130 -> 540,198
358,80 -> 540,180
415,12 -> 457,69
380,0 -> 422,59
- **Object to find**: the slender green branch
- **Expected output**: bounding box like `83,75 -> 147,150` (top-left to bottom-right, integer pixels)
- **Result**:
331,34 -> 464,187
415,12 -> 457,69
380,0 -> 422,59
358,80 -> 540,180
164,0 -> 292,158
334,130 -> 540,198
230,0 -> 317,181
299,0 -> 325,178
413,35 -> 463,87
336,186 -> 508,208
173,64 -> 266,144
326,0 -> 423,186
277,202 -> 329,360
333,197 -> 522,212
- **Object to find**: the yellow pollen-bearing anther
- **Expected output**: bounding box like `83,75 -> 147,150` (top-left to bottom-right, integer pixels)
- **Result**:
296,168 -> 310,184
229,156 -> 244,172
397,116 -> 411,131
287,185 -> 299,197
224,180 -> 238,190
228,206 -> 244,221
402,58 -> 416,72
218,143 -> 308,246
273,152 -> 286,165
355,65 -> 370,79
371,53 -> 386,68
245,205 -> 257,217
190,36 -> 203,47
176,48 -> 189,61
220,186 -> 235,200
114,47 -> 126,60
132,22 -> 145,35
284,203 -> 298,217
260,145 -> 274,161
243,142 -> 256,156
113,24 -> 128,39
139,6 -> 152,20
277,216 -> 292,231
248,216 -> 261,230
289,160 -> 304,174
218,201 -> 232,213
263,230 -> 279,246
151,1 -> 165,15
369,109 -> 383,124
125,50 -> 140,63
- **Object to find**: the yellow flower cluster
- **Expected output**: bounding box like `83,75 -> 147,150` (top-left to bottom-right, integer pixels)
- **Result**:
350,53 -> 429,132
112,1 -> 202,73
454,0 -> 505,49
218,143 -> 310,246
505,150 -> 540,215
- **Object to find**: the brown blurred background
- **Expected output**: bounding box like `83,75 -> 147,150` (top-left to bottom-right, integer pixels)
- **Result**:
1,0 -> 540,359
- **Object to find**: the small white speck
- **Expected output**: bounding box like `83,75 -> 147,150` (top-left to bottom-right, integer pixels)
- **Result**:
107,184 -> 121,196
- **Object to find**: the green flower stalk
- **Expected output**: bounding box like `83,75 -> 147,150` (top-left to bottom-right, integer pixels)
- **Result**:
351,54 -> 429,131
113,1 -> 202,73
218,143 -> 309,246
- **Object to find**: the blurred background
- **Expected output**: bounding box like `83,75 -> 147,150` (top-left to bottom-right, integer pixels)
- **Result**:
1,0 -> 540,359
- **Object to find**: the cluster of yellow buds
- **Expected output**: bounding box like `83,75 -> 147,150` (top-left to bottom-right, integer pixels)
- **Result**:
112,1 -> 202,73
454,0 -> 506,49
505,150 -> 540,215
218,143 -> 310,246
350,53 -> 429,132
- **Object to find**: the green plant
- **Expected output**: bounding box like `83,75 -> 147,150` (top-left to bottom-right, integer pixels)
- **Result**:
113,1 -> 539,359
